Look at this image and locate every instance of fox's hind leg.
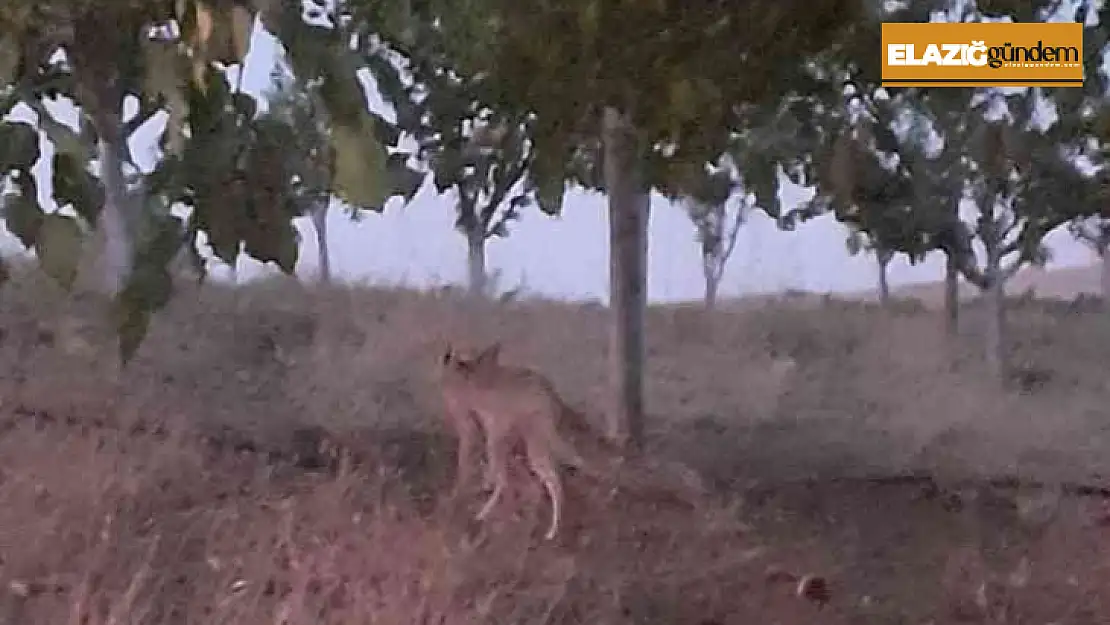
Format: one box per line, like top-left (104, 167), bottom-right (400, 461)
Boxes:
top-left (523, 437), bottom-right (565, 540)
top-left (475, 431), bottom-right (512, 522)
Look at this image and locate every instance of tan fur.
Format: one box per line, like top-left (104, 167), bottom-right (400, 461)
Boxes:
top-left (437, 341), bottom-right (612, 540)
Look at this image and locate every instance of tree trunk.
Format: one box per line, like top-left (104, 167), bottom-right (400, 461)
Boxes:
top-left (944, 253), bottom-right (960, 336)
top-left (70, 9), bottom-right (138, 300)
top-left (877, 256), bottom-right (891, 306)
top-left (983, 249), bottom-right (1006, 383)
top-left (703, 268), bottom-right (720, 310)
top-left (985, 275), bottom-right (1006, 382)
top-left (466, 227), bottom-right (487, 297)
top-left (311, 200), bottom-right (331, 284)
top-left (601, 106), bottom-right (649, 451)
top-left (93, 125), bottom-right (135, 297)
top-left (1100, 247), bottom-right (1110, 305)
top-left (979, 188), bottom-right (1007, 383)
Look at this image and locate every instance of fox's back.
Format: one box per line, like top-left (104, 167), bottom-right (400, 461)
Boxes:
top-left (438, 344), bottom-right (615, 456)
top-left (456, 365), bottom-right (564, 422)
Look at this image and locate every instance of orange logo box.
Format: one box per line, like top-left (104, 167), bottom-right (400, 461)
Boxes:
top-left (881, 22), bottom-right (1084, 87)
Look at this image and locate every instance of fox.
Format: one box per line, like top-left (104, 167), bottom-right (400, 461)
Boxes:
top-left (437, 341), bottom-right (622, 540)
top-left (436, 341), bottom-right (705, 541)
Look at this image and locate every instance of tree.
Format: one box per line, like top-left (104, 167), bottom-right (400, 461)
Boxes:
top-left (1069, 212), bottom-right (1110, 302)
top-left (364, 16), bottom-right (556, 297)
top-left (941, 0), bottom-right (1110, 365)
top-left (932, 89), bottom-right (1096, 380)
top-left (263, 64), bottom-right (335, 283)
top-left (793, 81), bottom-right (959, 321)
top-left (918, 1), bottom-right (1109, 362)
top-left (0, 0), bottom-right (417, 358)
top-left (845, 227), bottom-right (895, 305)
top-left (682, 168), bottom-right (746, 309)
top-left (1057, 2), bottom-right (1110, 304)
top-left (781, 34), bottom-right (975, 332)
top-left (263, 56), bottom-right (423, 284)
top-left (819, 114), bottom-right (916, 311)
top-left (402, 62), bottom-right (545, 296)
top-left (361, 0), bottom-right (873, 449)
top-left (817, 85), bottom-right (1097, 377)
top-left (844, 92), bottom-right (980, 327)
top-left (794, 0), bottom-right (1110, 339)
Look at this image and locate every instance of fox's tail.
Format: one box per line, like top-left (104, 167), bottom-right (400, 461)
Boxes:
top-left (552, 403), bottom-right (707, 506)
top-left (612, 454), bottom-right (708, 504)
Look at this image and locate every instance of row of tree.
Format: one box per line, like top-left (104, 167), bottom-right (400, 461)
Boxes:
top-left (0, 0), bottom-right (1107, 450)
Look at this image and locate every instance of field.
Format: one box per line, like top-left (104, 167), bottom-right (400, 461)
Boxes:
top-left (3, 264), bottom-right (1110, 624)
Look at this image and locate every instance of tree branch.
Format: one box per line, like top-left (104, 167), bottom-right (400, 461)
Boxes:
top-left (955, 254), bottom-right (988, 289)
top-left (481, 149), bottom-right (530, 238)
top-left (703, 254), bottom-right (721, 287)
top-left (1000, 237), bottom-right (1022, 258)
top-left (455, 186), bottom-right (479, 233)
top-left (1001, 257), bottom-right (1024, 283)
top-left (717, 195), bottom-right (747, 275)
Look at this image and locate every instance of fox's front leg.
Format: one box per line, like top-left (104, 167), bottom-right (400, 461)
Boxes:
top-left (445, 402), bottom-right (483, 497)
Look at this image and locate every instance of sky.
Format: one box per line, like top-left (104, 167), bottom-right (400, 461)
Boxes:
top-left (0, 9), bottom-right (1105, 304)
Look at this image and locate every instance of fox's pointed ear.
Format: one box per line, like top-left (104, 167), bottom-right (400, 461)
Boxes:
top-left (475, 342), bottom-right (501, 365)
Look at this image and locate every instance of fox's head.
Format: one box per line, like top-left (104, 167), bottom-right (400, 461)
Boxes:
top-left (441, 341), bottom-right (502, 376)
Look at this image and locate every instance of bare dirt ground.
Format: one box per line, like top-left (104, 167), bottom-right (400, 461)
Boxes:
top-left (2, 265), bottom-right (1110, 623)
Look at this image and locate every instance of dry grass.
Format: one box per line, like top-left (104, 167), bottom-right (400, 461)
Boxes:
top-left (844, 261), bottom-right (1106, 306)
top-left (3, 264), bottom-right (1110, 622)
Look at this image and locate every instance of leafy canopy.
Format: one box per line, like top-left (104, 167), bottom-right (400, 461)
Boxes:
top-left (362, 0), bottom-right (874, 214)
top-left (0, 0), bottom-right (421, 360)
top-left (778, 0), bottom-right (1110, 283)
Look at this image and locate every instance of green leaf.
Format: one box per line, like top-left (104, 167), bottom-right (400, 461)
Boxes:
top-left (0, 35), bottom-right (17, 86)
top-left (183, 215), bottom-right (209, 283)
top-left (39, 113), bottom-right (93, 162)
top-left (142, 39), bottom-right (190, 157)
top-left (829, 133), bottom-right (858, 207)
top-left (240, 185), bottom-right (299, 273)
top-left (114, 304), bottom-right (151, 365)
top-left (112, 212), bottom-right (186, 364)
top-left (136, 212), bottom-right (187, 277)
top-left (0, 90), bottom-right (19, 119)
top-left (185, 68), bottom-right (234, 138)
top-left (529, 149), bottom-right (565, 215)
top-left (845, 230), bottom-right (863, 256)
top-left (1, 180), bottom-right (44, 249)
top-left (330, 115), bottom-right (391, 210)
top-left (119, 265), bottom-right (174, 322)
top-left (386, 152), bottom-right (425, 204)
top-left (0, 122), bottom-right (40, 172)
top-left (34, 213), bottom-right (84, 289)
top-left (431, 150), bottom-right (463, 193)
top-left (194, 183), bottom-right (245, 266)
top-left (243, 219), bottom-right (299, 274)
top-left (744, 161), bottom-right (782, 219)
top-left (364, 52), bottom-right (420, 129)
top-left (667, 77), bottom-right (698, 126)
top-left (280, 21), bottom-right (393, 210)
top-left (52, 152), bottom-right (105, 225)
top-left (976, 0), bottom-right (1056, 20)
top-left (369, 111), bottom-right (402, 147)
top-left (534, 176), bottom-right (564, 215)
top-left (178, 0), bottom-right (257, 89)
